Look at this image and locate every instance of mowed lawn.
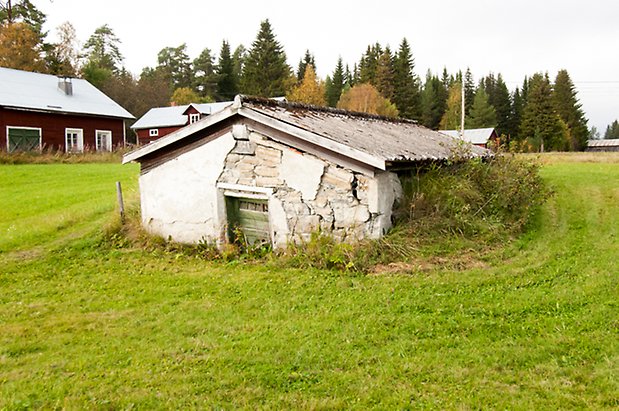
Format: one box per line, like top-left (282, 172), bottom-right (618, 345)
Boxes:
top-left (0, 156), bottom-right (618, 409)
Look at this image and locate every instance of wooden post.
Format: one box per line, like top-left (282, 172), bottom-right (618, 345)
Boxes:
top-left (116, 181), bottom-right (125, 223)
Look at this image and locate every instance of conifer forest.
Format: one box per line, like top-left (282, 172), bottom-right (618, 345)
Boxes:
top-left (0, 1), bottom-right (608, 151)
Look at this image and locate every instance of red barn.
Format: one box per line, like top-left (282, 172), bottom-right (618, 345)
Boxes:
top-left (0, 67), bottom-right (134, 153)
top-left (131, 102), bottom-right (233, 145)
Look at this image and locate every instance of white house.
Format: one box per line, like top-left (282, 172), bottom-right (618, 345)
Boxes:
top-left (123, 96), bottom-right (487, 248)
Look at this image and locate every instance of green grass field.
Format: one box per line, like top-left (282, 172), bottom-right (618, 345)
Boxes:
top-left (0, 156), bottom-right (618, 409)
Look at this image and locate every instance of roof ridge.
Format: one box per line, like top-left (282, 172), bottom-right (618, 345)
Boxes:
top-left (237, 95), bottom-right (418, 125)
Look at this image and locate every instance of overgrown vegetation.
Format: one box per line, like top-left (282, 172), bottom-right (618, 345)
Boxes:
top-left (100, 154), bottom-right (549, 273)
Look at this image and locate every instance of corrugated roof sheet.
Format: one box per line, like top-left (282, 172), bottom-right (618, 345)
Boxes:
top-left (587, 139), bottom-right (619, 147)
top-left (0, 67), bottom-right (134, 119)
top-left (124, 95), bottom-right (489, 167)
top-left (440, 128), bottom-right (496, 145)
top-left (245, 98), bottom-right (488, 162)
top-left (131, 101), bottom-right (234, 129)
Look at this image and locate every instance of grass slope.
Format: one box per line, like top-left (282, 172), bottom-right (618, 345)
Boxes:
top-left (0, 158), bottom-right (617, 409)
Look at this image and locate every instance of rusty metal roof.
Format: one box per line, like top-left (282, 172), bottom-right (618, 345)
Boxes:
top-left (123, 95), bottom-right (488, 169)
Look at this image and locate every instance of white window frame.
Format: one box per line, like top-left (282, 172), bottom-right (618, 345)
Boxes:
top-left (95, 129), bottom-right (113, 152)
top-left (189, 113), bottom-right (200, 124)
top-left (149, 129), bottom-right (159, 137)
top-left (6, 126), bottom-right (42, 152)
top-left (65, 128), bottom-right (84, 153)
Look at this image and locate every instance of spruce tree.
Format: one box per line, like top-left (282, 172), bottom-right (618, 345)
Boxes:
top-left (358, 43), bottom-right (382, 85)
top-left (553, 69), bottom-right (589, 150)
top-left (296, 50), bottom-right (315, 83)
top-left (464, 68), bottom-right (475, 115)
top-left (374, 47), bottom-right (395, 101)
top-left (520, 73), bottom-right (569, 151)
top-left (493, 74), bottom-right (512, 136)
top-left (420, 71), bottom-right (444, 130)
top-left (392, 38), bottom-right (421, 120)
top-left (466, 86), bottom-right (497, 128)
top-left (510, 87), bottom-right (524, 140)
top-left (604, 120), bottom-right (619, 139)
top-left (325, 57), bottom-right (345, 107)
top-left (216, 40), bottom-right (238, 101)
top-left (241, 20), bottom-right (291, 97)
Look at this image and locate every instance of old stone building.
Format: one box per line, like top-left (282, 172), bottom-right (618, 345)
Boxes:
top-left (123, 96), bottom-right (486, 248)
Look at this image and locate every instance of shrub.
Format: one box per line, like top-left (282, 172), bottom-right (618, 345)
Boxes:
top-left (397, 154), bottom-right (550, 238)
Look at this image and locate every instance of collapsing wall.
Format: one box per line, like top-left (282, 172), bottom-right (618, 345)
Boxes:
top-left (217, 125), bottom-right (402, 247)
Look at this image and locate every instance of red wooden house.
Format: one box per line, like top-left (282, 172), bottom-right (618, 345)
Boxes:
top-left (131, 102), bottom-right (232, 145)
top-left (0, 67), bottom-right (134, 153)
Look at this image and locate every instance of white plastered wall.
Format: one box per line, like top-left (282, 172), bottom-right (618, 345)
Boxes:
top-left (138, 132), bottom-right (235, 243)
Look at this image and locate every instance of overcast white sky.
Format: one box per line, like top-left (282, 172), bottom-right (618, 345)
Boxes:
top-left (36, 0), bottom-right (619, 133)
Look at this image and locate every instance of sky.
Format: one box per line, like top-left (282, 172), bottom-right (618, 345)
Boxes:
top-left (35, 0), bottom-right (619, 133)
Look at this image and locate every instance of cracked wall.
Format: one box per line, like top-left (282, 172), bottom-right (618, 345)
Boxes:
top-left (138, 124), bottom-right (403, 247)
top-left (218, 126), bottom-right (402, 247)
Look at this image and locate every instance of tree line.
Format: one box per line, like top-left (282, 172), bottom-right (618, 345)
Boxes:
top-left (0, 1), bottom-right (605, 150)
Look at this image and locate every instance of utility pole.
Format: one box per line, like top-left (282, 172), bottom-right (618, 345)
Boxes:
top-left (460, 80), bottom-right (465, 138)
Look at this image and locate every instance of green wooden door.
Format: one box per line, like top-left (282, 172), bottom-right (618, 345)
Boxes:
top-left (8, 128), bottom-right (41, 152)
top-left (226, 197), bottom-right (271, 245)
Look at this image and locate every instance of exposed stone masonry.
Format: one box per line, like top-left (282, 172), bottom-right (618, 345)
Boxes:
top-left (218, 129), bottom-right (400, 243)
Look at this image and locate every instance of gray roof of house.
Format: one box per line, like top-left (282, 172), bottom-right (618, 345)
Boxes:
top-left (124, 95), bottom-right (488, 169)
top-left (0, 67), bottom-right (134, 119)
top-left (587, 138), bottom-right (619, 147)
top-left (131, 101), bottom-right (234, 129)
top-left (440, 128), bottom-right (496, 145)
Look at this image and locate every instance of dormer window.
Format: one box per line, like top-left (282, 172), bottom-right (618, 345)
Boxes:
top-left (189, 113), bottom-right (200, 124)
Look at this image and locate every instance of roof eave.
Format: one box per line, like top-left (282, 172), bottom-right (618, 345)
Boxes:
top-left (122, 104), bottom-right (238, 164)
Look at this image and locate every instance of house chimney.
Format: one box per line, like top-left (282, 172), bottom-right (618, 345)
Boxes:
top-left (58, 77), bottom-right (73, 96)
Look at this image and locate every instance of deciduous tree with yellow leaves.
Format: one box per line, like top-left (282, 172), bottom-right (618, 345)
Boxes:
top-left (337, 83), bottom-right (398, 117)
top-left (286, 64), bottom-right (326, 106)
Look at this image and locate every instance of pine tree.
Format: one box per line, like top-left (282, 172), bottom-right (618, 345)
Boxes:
top-left (241, 19), bottom-right (291, 97)
top-left (439, 82), bottom-right (462, 130)
top-left (520, 73), bottom-right (569, 151)
top-left (325, 57), bottom-right (345, 107)
top-left (83, 24), bottom-right (123, 74)
top-left (193, 47), bottom-right (217, 100)
top-left (216, 40), bottom-right (238, 101)
top-left (392, 38), bottom-right (421, 120)
top-left (466, 86), bottom-right (497, 128)
top-left (374, 47), bottom-right (394, 100)
top-left (156, 43), bottom-right (192, 91)
top-left (296, 50), bottom-right (315, 83)
top-left (553, 69), bottom-right (589, 150)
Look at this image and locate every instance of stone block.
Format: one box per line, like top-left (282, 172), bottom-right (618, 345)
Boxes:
top-left (255, 176), bottom-right (282, 187)
top-left (255, 165), bottom-right (279, 177)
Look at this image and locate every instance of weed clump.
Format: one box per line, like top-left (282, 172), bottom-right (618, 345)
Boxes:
top-left (397, 154), bottom-right (550, 238)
